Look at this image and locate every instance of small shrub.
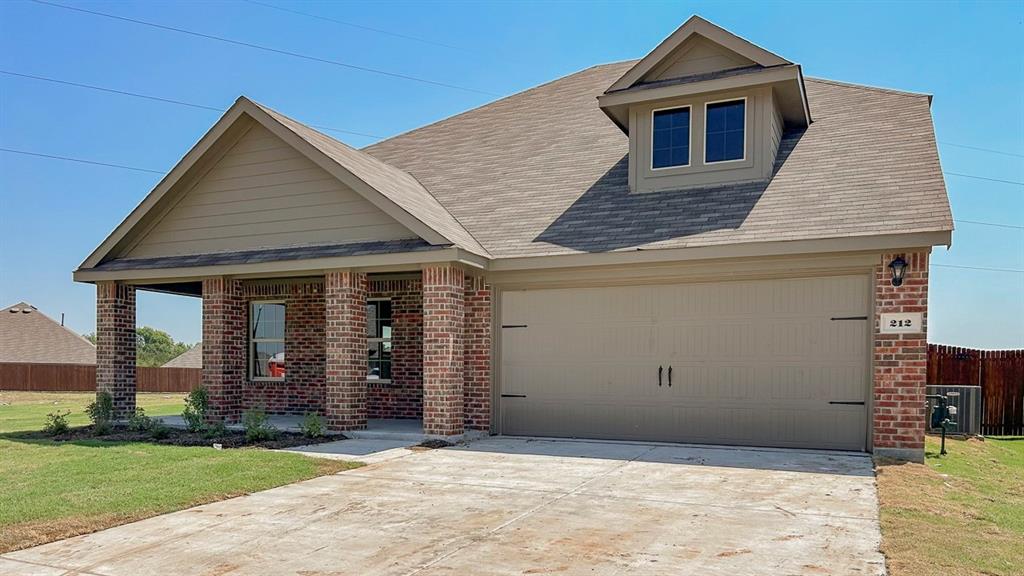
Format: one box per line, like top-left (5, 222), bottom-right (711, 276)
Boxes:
top-left (127, 407), bottom-right (154, 432)
top-left (85, 392), bottom-right (114, 426)
top-left (93, 419), bottom-right (113, 436)
top-left (149, 420), bottom-right (171, 440)
top-left (299, 412), bottom-right (326, 438)
top-left (182, 385), bottom-right (209, 432)
top-left (203, 421), bottom-right (228, 439)
top-left (43, 410), bottom-right (71, 435)
top-left (242, 407), bottom-right (279, 442)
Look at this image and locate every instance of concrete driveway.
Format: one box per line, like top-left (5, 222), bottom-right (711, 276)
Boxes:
top-left (1, 437), bottom-right (885, 576)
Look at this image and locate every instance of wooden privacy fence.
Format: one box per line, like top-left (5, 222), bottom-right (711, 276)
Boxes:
top-left (0, 363), bottom-right (200, 393)
top-left (928, 345), bottom-right (1024, 436)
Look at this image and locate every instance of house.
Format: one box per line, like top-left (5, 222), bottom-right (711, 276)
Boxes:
top-left (73, 16), bottom-right (952, 462)
top-left (162, 344), bottom-right (202, 369)
top-left (0, 302), bottom-right (96, 365)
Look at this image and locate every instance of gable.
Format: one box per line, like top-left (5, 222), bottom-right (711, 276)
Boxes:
top-left (642, 34), bottom-right (757, 82)
top-left (123, 124), bottom-right (418, 259)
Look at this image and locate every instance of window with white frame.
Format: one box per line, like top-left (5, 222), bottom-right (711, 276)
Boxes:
top-left (367, 299), bottom-right (392, 380)
top-left (250, 301), bottom-right (285, 380)
top-left (651, 106), bottom-right (691, 169)
top-left (704, 99), bottom-right (745, 163)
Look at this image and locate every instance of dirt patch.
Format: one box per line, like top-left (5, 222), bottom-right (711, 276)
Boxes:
top-left (414, 439), bottom-right (453, 450)
top-left (13, 425), bottom-right (346, 450)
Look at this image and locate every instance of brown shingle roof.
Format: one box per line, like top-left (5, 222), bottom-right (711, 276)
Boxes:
top-left (363, 62), bottom-right (952, 257)
top-left (163, 344), bottom-right (202, 368)
top-left (0, 302), bottom-right (96, 364)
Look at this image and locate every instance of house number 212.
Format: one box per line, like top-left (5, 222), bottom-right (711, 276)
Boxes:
top-left (880, 313), bottom-right (922, 334)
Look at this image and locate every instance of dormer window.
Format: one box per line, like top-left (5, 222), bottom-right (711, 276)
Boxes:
top-left (704, 98), bottom-right (746, 163)
top-left (651, 106), bottom-right (691, 169)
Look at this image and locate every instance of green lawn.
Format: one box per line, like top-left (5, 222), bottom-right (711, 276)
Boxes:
top-left (0, 391), bottom-right (359, 553)
top-left (876, 435), bottom-right (1024, 576)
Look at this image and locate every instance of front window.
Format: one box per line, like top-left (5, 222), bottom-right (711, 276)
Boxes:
top-left (651, 106), bottom-right (691, 169)
top-left (705, 99), bottom-right (745, 163)
top-left (250, 301), bottom-right (285, 380)
top-left (367, 299), bottom-right (392, 380)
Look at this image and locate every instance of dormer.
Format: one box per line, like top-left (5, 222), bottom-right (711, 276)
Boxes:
top-left (598, 16), bottom-right (811, 193)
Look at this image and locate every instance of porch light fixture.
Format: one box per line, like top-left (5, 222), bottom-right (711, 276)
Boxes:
top-left (888, 256), bottom-right (908, 287)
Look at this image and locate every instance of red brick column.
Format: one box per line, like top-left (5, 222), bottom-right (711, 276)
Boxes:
top-left (873, 251), bottom-right (929, 462)
top-left (423, 264), bottom-right (465, 436)
top-left (202, 277), bottom-right (245, 422)
top-left (325, 270), bottom-right (367, 431)
top-left (96, 282), bottom-right (136, 418)
top-left (464, 275), bottom-right (492, 431)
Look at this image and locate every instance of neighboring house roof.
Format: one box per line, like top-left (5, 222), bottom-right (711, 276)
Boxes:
top-left (0, 302), bottom-right (96, 364)
top-left (363, 62), bottom-right (953, 258)
top-left (162, 344), bottom-right (202, 368)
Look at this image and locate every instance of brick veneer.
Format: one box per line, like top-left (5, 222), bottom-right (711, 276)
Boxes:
top-left (241, 280), bottom-right (326, 415)
top-left (324, 271), bottom-right (368, 431)
top-left (464, 275), bottom-right (492, 431)
top-left (873, 251), bottom-right (929, 462)
top-left (202, 277), bottom-right (244, 422)
top-left (367, 278), bottom-right (423, 420)
top-left (96, 282), bottom-right (136, 418)
top-left (422, 264), bottom-right (465, 436)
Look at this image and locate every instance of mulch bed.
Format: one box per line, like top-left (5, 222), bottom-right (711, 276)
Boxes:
top-left (15, 425), bottom-right (346, 449)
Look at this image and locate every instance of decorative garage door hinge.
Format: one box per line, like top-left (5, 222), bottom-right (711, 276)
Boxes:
top-left (501, 324), bottom-right (528, 328)
top-left (500, 394), bottom-right (527, 398)
top-left (830, 316), bottom-right (868, 321)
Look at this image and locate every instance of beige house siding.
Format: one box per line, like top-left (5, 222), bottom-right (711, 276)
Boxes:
top-left (642, 34), bottom-right (757, 82)
top-left (125, 124), bottom-right (417, 259)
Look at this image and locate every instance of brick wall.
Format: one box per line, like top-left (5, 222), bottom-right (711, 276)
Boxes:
top-left (241, 280), bottom-right (326, 415)
top-left (202, 277), bottom-right (244, 422)
top-left (96, 282), bottom-right (136, 418)
top-left (367, 278), bottom-right (423, 419)
top-left (422, 264), bottom-right (465, 436)
top-left (464, 275), bottom-right (492, 431)
top-left (873, 251), bottom-right (929, 462)
top-left (325, 271), bottom-right (368, 430)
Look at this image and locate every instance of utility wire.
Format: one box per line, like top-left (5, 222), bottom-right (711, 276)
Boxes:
top-left (0, 70), bottom-right (384, 139)
top-left (955, 219), bottom-right (1024, 231)
top-left (944, 172), bottom-right (1024, 187)
top-left (939, 141), bottom-right (1024, 159)
top-left (241, 0), bottom-right (469, 53)
top-left (0, 148), bottom-right (163, 174)
top-left (28, 0), bottom-right (499, 97)
top-left (933, 263), bottom-right (1024, 274)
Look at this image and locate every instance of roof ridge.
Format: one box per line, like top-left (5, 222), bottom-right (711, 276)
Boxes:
top-left (363, 61), bottom-right (638, 152)
top-left (806, 76), bottom-right (931, 99)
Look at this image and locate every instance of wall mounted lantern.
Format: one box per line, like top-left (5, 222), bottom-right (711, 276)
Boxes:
top-left (888, 256), bottom-right (908, 287)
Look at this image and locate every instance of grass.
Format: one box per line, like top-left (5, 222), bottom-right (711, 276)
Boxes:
top-left (0, 391), bottom-right (360, 553)
top-left (876, 435), bottom-right (1024, 576)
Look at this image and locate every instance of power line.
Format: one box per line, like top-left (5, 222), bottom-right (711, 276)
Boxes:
top-left (29, 0), bottom-right (499, 97)
top-left (945, 172), bottom-right (1024, 187)
top-left (939, 141), bottom-right (1024, 159)
top-left (955, 219), bottom-right (1024, 231)
top-left (0, 148), bottom-right (163, 174)
top-left (0, 69), bottom-right (384, 139)
top-left (933, 263), bottom-right (1024, 274)
top-left (241, 0), bottom-right (469, 53)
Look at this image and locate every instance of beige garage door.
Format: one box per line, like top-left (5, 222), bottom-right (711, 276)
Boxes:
top-left (499, 275), bottom-right (870, 451)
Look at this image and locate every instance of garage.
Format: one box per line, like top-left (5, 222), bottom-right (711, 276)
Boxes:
top-left (499, 275), bottom-right (871, 451)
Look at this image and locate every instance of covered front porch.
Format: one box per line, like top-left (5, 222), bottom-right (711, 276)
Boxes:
top-left (92, 264), bottom-right (491, 438)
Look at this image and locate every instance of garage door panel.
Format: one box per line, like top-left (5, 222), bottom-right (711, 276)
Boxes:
top-left (500, 275), bottom-right (870, 451)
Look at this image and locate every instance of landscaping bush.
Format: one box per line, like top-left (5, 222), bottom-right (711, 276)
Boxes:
top-left (43, 410), bottom-right (70, 435)
top-left (300, 412), bottom-right (326, 438)
top-left (203, 421), bottom-right (228, 440)
top-left (127, 407), bottom-right (154, 432)
top-left (93, 419), bottom-right (113, 436)
top-left (182, 385), bottom-right (208, 432)
top-left (242, 407), bottom-right (279, 442)
top-left (149, 420), bottom-right (171, 440)
top-left (85, 392), bottom-right (114, 426)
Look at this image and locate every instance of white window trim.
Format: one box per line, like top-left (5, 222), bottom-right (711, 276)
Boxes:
top-left (650, 104), bottom-right (692, 171)
top-left (367, 297), bottom-right (392, 384)
top-left (703, 96), bottom-right (748, 165)
top-left (249, 300), bottom-right (285, 382)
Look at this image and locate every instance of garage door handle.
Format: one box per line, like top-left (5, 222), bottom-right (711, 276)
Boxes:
top-left (668, 366), bottom-right (672, 387)
top-left (658, 366), bottom-right (662, 387)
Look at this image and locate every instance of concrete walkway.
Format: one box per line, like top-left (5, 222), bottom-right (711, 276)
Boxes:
top-left (1, 437), bottom-right (885, 575)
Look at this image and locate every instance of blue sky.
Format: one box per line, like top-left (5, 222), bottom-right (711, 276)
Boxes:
top-left (1, 0), bottom-right (1022, 348)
